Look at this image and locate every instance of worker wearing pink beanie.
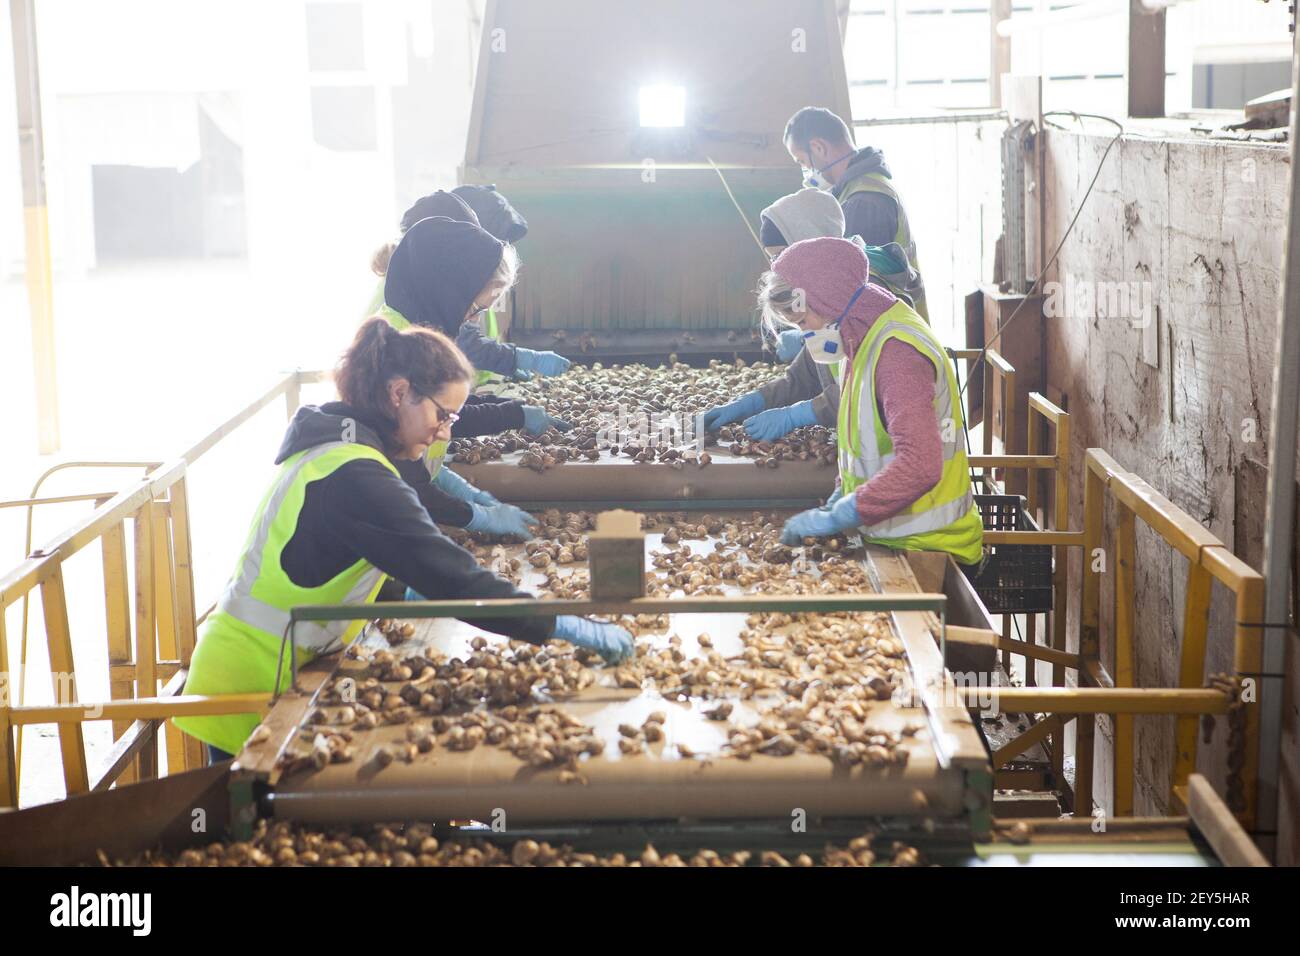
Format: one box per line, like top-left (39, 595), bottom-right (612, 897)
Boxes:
top-left (765, 237), bottom-right (984, 565)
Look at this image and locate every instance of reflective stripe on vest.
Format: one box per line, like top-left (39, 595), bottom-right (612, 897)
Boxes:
top-left (837, 302), bottom-right (980, 549)
top-left (216, 442), bottom-right (396, 655)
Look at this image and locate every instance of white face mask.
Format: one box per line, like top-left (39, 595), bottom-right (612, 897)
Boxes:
top-left (801, 168), bottom-right (833, 192)
top-left (801, 284), bottom-right (866, 363)
top-left (801, 149), bottom-right (854, 192)
top-left (802, 325), bottom-right (843, 363)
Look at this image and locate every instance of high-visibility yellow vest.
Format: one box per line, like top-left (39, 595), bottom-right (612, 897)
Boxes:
top-left (377, 305), bottom-right (449, 478)
top-left (173, 442), bottom-right (396, 754)
top-left (837, 301), bottom-right (983, 565)
top-left (474, 309), bottom-right (501, 386)
top-left (839, 172), bottom-right (928, 322)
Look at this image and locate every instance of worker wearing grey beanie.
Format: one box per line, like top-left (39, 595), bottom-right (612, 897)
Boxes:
top-left (703, 189), bottom-right (850, 443)
top-left (759, 188), bottom-right (846, 258)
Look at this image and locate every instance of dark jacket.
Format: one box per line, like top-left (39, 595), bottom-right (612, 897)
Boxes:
top-left (758, 347), bottom-right (839, 426)
top-left (275, 403), bottom-right (553, 644)
top-left (385, 217), bottom-right (503, 337)
top-left (833, 147), bottom-right (900, 249)
top-left (455, 393), bottom-right (525, 437)
top-left (457, 319), bottom-right (521, 377)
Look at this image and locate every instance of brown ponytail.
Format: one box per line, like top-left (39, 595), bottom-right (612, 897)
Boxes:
top-left (335, 318), bottom-right (475, 445)
top-left (370, 240), bottom-right (397, 277)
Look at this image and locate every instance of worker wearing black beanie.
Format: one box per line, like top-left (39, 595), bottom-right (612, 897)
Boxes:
top-left (451, 183), bottom-right (528, 243)
top-left (384, 216), bottom-right (505, 338)
top-left (400, 189), bottom-right (481, 234)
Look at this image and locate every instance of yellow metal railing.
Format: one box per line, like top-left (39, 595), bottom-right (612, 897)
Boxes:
top-left (2, 461), bottom-right (159, 786)
top-left (948, 347), bottom-right (1017, 480)
top-left (0, 369), bottom-right (325, 807)
top-left (962, 447), bottom-right (1262, 829)
top-left (1078, 448), bottom-right (1262, 828)
top-left (968, 390), bottom-right (1083, 799)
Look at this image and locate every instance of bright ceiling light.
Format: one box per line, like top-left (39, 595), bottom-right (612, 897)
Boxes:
top-left (639, 85), bottom-right (685, 128)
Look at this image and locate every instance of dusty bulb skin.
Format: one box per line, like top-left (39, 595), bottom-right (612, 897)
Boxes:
top-left (109, 820), bottom-right (928, 868)
top-left (447, 361), bottom-right (837, 471)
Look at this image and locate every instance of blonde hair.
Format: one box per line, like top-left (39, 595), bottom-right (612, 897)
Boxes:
top-left (491, 243), bottom-right (520, 291)
top-left (370, 240), bottom-right (397, 277)
top-left (756, 269), bottom-right (804, 341)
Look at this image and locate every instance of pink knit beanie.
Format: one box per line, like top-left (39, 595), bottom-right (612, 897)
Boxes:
top-left (772, 236), bottom-right (895, 325)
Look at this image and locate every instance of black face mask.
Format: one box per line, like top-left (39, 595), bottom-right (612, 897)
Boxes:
top-left (384, 217), bottom-right (504, 337)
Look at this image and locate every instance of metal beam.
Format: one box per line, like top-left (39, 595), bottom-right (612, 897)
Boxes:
top-left (962, 686), bottom-right (1230, 715)
top-left (294, 593), bottom-right (947, 624)
top-left (990, 0), bottom-right (1011, 108)
top-left (10, 0), bottom-right (59, 453)
top-left (1127, 0), bottom-right (1166, 118)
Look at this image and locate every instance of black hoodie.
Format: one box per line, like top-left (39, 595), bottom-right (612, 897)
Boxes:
top-left (274, 402), bottom-right (554, 645)
top-left (384, 217), bottom-right (503, 338)
top-left (832, 147), bottom-right (902, 251)
top-left (383, 214), bottom-right (530, 407)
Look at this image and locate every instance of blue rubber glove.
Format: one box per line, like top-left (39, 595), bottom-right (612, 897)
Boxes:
top-left (432, 466), bottom-right (498, 506)
top-left (515, 348), bottom-right (571, 377)
top-left (466, 502), bottom-right (539, 539)
top-left (514, 368), bottom-right (535, 382)
top-left (553, 615), bottom-right (634, 663)
top-left (702, 391), bottom-right (765, 432)
top-left (776, 328), bottom-right (805, 363)
top-left (780, 493), bottom-right (861, 546)
top-left (825, 485), bottom-right (843, 509)
top-left (522, 405), bottom-right (573, 436)
top-left (742, 399), bottom-right (818, 442)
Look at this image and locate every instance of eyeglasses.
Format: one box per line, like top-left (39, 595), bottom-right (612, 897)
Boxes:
top-left (422, 393), bottom-right (460, 426)
top-left (468, 293), bottom-right (502, 319)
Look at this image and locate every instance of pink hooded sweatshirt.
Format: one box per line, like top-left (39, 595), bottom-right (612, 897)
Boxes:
top-left (772, 237), bottom-right (943, 529)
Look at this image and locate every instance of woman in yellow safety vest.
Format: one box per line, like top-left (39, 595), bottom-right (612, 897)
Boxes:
top-left (174, 319), bottom-right (633, 763)
top-left (761, 237), bottom-right (983, 566)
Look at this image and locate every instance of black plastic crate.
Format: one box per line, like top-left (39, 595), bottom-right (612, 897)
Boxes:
top-left (969, 494), bottom-right (1054, 614)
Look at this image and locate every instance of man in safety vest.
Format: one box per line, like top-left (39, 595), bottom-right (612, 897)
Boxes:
top-left (782, 106), bottom-right (928, 322)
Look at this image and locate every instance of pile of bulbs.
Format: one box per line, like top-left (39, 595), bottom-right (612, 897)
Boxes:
top-left (446, 361), bottom-right (836, 471)
top-left (266, 511), bottom-right (912, 777)
top-left (110, 819), bottom-right (927, 868)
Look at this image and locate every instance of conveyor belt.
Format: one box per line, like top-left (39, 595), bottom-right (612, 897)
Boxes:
top-left (236, 516), bottom-right (991, 831)
top-left (456, 448), bottom-right (836, 504)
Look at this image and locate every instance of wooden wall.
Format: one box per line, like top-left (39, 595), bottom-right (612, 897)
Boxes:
top-left (1041, 127), bottom-right (1296, 863)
